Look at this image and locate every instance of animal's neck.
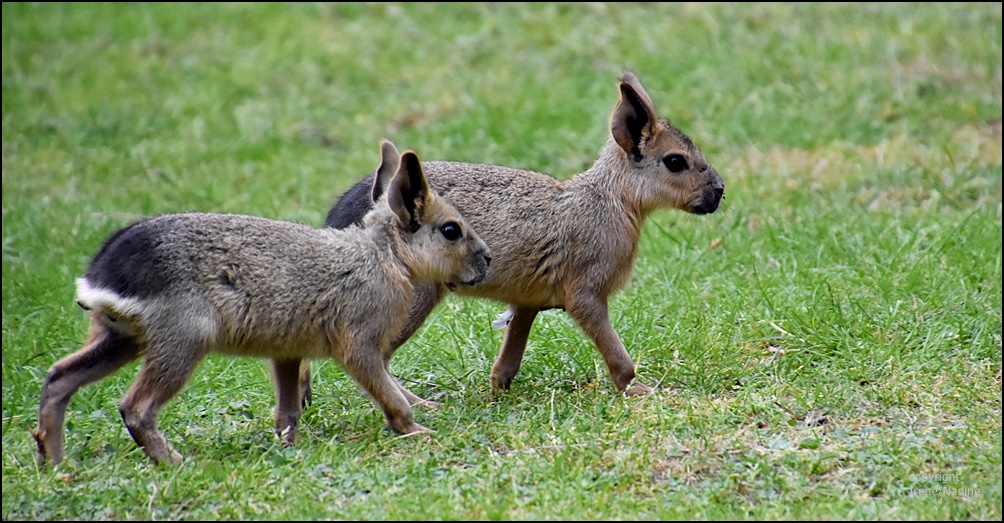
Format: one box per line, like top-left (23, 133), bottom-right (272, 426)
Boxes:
top-left (567, 139), bottom-right (651, 235)
top-left (361, 212), bottom-right (416, 283)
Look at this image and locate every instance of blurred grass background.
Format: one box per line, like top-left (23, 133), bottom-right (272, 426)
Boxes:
top-left (3, 3), bottom-right (1001, 520)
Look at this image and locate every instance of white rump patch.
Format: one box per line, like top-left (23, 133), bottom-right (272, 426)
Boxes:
top-left (75, 278), bottom-right (150, 319)
top-left (491, 307), bottom-right (515, 330)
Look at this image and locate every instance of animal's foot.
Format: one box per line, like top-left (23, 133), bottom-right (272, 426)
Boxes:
top-left (624, 380), bottom-right (655, 397)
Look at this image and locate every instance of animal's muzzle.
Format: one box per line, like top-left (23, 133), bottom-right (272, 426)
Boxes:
top-left (691, 170), bottom-right (724, 215)
top-left (462, 251), bottom-right (492, 286)
top-left (691, 184), bottom-right (724, 215)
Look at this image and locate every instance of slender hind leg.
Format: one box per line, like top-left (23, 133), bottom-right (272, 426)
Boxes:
top-left (271, 359), bottom-right (303, 445)
top-left (490, 306), bottom-right (540, 393)
top-left (267, 359), bottom-right (312, 410)
top-left (117, 342), bottom-right (205, 465)
top-left (294, 360), bottom-right (312, 408)
top-left (33, 323), bottom-right (142, 466)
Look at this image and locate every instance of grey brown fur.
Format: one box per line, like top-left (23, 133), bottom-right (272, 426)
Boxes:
top-left (324, 73), bottom-right (724, 397)
top-left (32, 142), bottom-right (491, 466)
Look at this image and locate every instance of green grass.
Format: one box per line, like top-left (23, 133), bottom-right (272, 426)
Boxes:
top-left (3, 2), bottom-right (1001, 520)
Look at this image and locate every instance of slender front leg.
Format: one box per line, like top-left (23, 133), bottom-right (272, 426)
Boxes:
top-left (387, 282), bottom-right (449, 407)
top-left (393, 377), bottom-right (442, 409)
top-left (272, 359), bottom-right (304, 445)
top-left (340, 341), bottom-right (431, 435)
top-left (380, 349), bottom-right (442, 409)
top-left (490, 305), bottom-right (539, 393)
top-left (565, 292), bottom-right (652, 396)
top-left (296, 283), bottom-right (448, 408)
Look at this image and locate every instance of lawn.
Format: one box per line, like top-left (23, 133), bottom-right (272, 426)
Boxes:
top-left (2, 3), bottom-right (1001, 520)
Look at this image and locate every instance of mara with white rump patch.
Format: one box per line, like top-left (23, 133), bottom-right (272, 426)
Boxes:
top-left (33, 142), bottom-right (491, 466)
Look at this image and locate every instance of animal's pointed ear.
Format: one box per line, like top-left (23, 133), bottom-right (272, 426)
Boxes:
top-left (371, 140), bottom-right (402, 203)
top-left (387, 150), bottom-right (430, 232)
top-left (610, 72), bottom-right (659, 162)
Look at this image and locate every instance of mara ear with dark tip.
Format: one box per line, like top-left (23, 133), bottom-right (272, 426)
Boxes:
top-left (371, 140), bottom-right (402, 203)
top-left (386, 150), bottom-right (430, 233)
top-left (610, 72), bottom-right (659, 162)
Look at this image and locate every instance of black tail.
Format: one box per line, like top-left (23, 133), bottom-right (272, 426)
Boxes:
top-left (324, 174), bottom-right (378, 229)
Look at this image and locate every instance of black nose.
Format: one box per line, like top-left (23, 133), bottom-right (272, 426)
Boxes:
top-left (714, 186), bottom-right (724, 200)
top-left (484, 253), bottom-right (492, 267)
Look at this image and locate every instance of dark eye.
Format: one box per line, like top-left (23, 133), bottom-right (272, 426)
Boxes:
top-left (663, 154), bottom-right (688, 173)
top-left (439, 222), bottom-right (462, 241)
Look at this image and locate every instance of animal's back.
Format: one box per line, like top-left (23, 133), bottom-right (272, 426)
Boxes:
top-left (84, 213), bottom-right (403, 357)
top-left (328, 161), bottom-right (569, 306)
top-left (426, 161), bottom-right (573, 305)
